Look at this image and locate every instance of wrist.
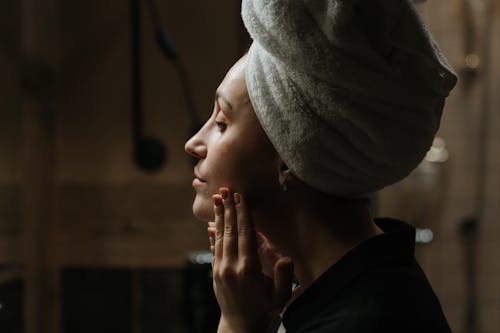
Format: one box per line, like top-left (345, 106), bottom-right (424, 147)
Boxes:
top-left (217, 315), bottom-right (274, 333)
top-left (218, 317), bottom-right (245, 333)
top-left (216, 317), bottom-right (233, 333)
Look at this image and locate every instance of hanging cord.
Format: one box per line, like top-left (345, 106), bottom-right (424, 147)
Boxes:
top-left (131, 0), bottom-right (142, 148)
top-left (146, 0), bottom-right (201, 131)
top-left (131, 0), bottom-right (166, 172)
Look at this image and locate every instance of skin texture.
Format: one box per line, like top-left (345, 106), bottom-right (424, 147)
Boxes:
top-left (185, 56), bottom-right (281, 225)
top-left (185, 55), bottom-right (384, 333)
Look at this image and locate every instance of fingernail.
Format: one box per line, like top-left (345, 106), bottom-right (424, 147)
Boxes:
top-left (220, 188), bottom-right (229, 200)
top-left (212, 195), bottom-right (223, 207)
top-left (233, 193), bottom-right (241, 204)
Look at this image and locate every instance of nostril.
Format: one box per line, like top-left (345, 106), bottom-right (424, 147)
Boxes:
top-left (185, 138), bottom-right (206, 160)
top-left (184, 136), bottom-right (198, 155)
top-left (196, 146), bottom-right (207, 159)
top-left (185, 145), bottom-right (206, 167)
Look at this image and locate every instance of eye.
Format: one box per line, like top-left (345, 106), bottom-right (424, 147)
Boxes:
top-left (215, 121), bottom-right (227, 132)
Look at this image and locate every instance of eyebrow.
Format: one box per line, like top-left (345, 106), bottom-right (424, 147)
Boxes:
top-left (215, 91), bottom-right (233, 111)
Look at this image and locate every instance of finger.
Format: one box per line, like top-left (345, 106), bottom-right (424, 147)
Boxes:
top-left (258, 237), bottom-right (284, 278)
top-left (273, 257), bottom-right (294, 308)
top-left (212, 194), bottom-right (224, 262)
top-left (220, 187), bottom-right (238, 261)
top-left (234, 193), bottom-right (258, 265)
top-left (208, 226), bottom-right (216, 255)
top-left (256, 231), bottom-right (266, 246)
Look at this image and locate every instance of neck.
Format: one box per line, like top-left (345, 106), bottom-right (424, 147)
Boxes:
top-left (263, 191), bottom-right (383, 290)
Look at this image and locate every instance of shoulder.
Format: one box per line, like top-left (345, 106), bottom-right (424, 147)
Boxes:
top-left (294, 262), bottom-right (451, 333)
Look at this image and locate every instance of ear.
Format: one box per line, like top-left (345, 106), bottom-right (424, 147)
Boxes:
top-left (277, 159), bottom-right (291, 186)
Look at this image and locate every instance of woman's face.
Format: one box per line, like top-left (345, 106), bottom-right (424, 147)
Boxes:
top-left (185, 56), bottom-right (280, 222)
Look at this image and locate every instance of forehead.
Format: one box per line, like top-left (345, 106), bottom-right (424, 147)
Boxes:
top-left (217, 57), bottom-right (250, 108)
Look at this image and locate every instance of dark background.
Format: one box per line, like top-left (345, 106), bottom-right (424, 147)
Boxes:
top-left (1, 0), bottom-right (500, 332)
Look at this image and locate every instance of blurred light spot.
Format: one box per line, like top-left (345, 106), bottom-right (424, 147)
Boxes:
top-left (416, 228), bottom-right (434, 244)
top-left (464, 54), bottom-right (480, 70)
top-left (188, 251), bottom-right (212, 264)
top-left (425, 137), bottom-right (449, 163)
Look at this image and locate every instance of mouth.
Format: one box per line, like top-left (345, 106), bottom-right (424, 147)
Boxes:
top-left (192, 169), bottom-right (207, 187)
top-left (192, 178), bottom-right (206, 187)
top-left (193, 168), bottom-right (207, 183)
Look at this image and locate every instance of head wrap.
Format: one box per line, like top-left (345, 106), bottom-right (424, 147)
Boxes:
top-left (242, 0), bottom-right (457, 197)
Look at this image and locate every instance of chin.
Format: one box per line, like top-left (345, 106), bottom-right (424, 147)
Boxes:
top-left (192, 195), bottom-right (214, 222)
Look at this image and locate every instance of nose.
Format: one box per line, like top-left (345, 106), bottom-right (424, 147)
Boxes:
top-left (185, 128), bottom-right (207, 159)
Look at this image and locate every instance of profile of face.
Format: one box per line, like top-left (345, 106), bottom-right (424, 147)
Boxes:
top-left (185, 55), bottom-right (281, 222)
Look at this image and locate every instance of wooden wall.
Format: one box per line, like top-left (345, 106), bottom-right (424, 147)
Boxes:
top-left (0, 0), bottom-right (22, 286)
top-left (379, 1), bottom-right (500, 333)
top-left (1, 0), bottom-right (244, 332)
top-left (0, 1), bottom-right (499, 333)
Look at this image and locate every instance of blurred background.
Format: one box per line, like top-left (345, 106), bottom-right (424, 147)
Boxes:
top-left (0, 0), bottom-right (499, 332)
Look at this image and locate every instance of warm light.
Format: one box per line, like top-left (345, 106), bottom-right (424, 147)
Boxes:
top-left (464, 54), bottom-right (481, 70)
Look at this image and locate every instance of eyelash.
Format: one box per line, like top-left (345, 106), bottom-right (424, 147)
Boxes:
top-left (215, 121), bottom-right (227, 132)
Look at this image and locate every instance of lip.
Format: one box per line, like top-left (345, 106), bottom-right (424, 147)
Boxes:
top-left (193, 168), bottom-right (206, 182)
top-left (192, 178), bottom-right (206, 187)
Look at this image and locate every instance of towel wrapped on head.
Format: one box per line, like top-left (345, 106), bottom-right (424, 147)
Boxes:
top-left (242, 0), bottom-right (457, 197)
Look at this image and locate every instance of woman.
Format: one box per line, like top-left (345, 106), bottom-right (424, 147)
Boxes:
top-left (185, 0), bottom-right (456, 332)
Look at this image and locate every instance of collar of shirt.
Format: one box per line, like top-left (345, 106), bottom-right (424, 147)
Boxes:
top-left (282, 218), bottom-right (416, 331)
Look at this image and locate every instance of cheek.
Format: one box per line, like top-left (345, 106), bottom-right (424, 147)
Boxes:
top-left (233, 156), bottom-right (280, 208)
top-left (197, 125), bottom-right (279, 206)
top-left (205, 140), bottom-right (246, 188)
top-left (216, 148), bottom-right (269, 191)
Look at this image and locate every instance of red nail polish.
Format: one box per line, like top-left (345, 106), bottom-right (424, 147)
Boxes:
top-left (213, 196), bottom-right (223, 207)
top-left (220, 188), bottom-right (229, 200)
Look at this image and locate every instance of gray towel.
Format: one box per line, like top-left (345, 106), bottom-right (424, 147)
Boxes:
top-left (242, 0), bottom-right (457, 197)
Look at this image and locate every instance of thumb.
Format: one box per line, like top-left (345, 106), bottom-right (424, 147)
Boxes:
top-left (273, 257), bottom-right (294, 308)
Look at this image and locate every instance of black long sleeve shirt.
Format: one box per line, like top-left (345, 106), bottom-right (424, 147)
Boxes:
top-left (280, 218), bottom-right (452, 333)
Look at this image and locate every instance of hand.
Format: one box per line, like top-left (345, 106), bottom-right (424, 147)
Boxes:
top-left (207, 187), bottom-right (294, 333)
